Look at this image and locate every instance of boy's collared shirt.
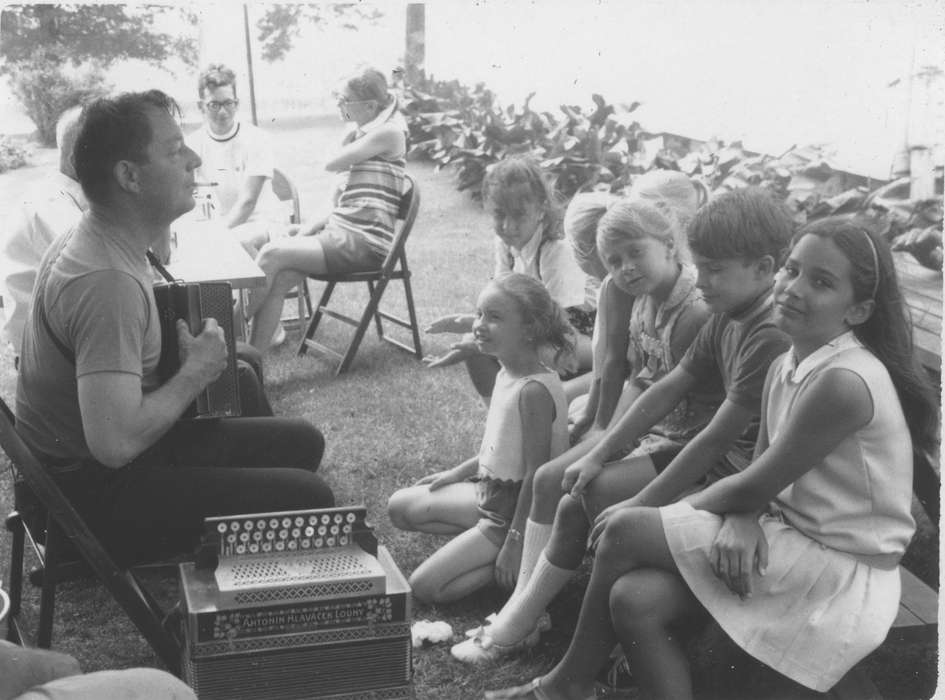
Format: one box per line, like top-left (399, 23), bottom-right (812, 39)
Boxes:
top-left (679, 286), bottom-right (791, 476)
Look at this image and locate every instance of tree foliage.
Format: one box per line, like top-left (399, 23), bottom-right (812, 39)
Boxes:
top-left (0, 4), bottom-right (198, 71)
top-left (255, 3), bottom-right (383, 62)
top-left (0, 4), bottom-right (198, 145)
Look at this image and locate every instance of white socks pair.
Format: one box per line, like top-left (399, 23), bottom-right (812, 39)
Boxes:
top-left (491, 520), bottom-right (575, 645)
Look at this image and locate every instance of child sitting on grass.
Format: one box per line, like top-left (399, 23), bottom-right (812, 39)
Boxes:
top-left (387, 273), bottom-right (573, 603)
top-left (425, 156), bottom-right (593, 402)
top-left (452, 187), bottom-right (794, 663)
top-left (487, 216), bottom-right (938, 700)
top-left (452, 192), bottom-right (718, 663)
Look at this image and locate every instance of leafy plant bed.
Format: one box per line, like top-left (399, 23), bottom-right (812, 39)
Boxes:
top-left (401, 75), bottom-right (944, 271)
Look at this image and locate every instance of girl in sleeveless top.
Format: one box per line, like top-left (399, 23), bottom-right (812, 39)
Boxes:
top-left (387, 273), bottom-right (574, 604)
top-left (486, 217), bottom-right (938, 700)
top-left (247, 67), bottom-right (407, 350)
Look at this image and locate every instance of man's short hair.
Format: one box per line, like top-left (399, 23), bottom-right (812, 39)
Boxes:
top-left (55, 105), bottom-right (84, 177)
top-left (72, 90), bottom-right (180, 206)
top-left (687, 187), bottom-right (795, 263)
top-left (198, 63), bottom-right (237, 99)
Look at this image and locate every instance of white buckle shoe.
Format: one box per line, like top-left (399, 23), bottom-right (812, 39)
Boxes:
top-left (450, 622), bottom-right (542, 664)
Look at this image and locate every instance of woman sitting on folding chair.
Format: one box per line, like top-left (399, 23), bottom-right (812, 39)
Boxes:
top-left (248, 67), bottom-right (408, 351)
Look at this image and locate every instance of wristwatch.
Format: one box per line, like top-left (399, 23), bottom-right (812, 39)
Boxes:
top-left (506, 528), bottom-right (523, 543)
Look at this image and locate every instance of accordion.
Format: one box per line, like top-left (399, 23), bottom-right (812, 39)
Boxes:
top-left (153, 280), bottom-right (241, 419)
top-left (180, 506), bottom-right (413, 700)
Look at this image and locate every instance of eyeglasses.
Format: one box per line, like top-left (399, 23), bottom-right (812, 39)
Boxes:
top-left (336, 97), bottom-right (374, 108)
top-left (204, 99), bottom-right (239, 112)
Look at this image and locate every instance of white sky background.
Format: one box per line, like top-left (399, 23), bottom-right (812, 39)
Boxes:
top-left (424, 0), bottom-right (944, 179)
top-left (2, 0), bottom-right (942, 180)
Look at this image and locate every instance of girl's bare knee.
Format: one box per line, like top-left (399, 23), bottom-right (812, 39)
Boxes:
top-left (596, 509), bottom-right (644, 560)
top-left (408, 570), bottom-right (441, 604)
top-left (532, 461), bottom-right (566, 511)
top-left (555, 492), bottom-right (590, 532)
top-left (387, 489), bottom-right (414, 530)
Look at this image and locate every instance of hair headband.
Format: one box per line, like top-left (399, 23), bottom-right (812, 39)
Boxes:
top-left (861, 228), bottom-right (880, 299)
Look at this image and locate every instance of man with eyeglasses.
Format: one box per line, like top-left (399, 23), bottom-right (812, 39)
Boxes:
top-left (189, 64), bottom-right (281, 256)
top-left (189, 63), bottom-right (287, 344)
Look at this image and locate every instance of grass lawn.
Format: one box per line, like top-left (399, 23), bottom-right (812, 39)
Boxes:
top-left (0, 115), bottom-right (937, 699)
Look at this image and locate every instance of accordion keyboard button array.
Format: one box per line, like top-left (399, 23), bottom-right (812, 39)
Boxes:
top-left (216, 512), bottom-right (359, 557)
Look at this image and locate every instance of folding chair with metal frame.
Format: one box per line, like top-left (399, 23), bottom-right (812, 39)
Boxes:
top-left (1, 397), bottom-right (182, 674)
top-left (271, 167), bottom-right (313, 331)
top-left (297, 172), bottom-right (423, 374)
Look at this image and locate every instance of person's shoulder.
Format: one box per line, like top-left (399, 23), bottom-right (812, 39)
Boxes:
top-left (241, 121), bottom-right (270, 138)
top-left (517, 374), bottom-right (557, 408)
top-left (738, 320), bottom-right (790, 356)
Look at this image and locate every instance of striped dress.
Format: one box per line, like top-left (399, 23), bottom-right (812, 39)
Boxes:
top-left (324, 103), bottom-right (408, 260)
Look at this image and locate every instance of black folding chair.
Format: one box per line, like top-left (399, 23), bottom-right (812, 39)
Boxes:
top-left (297, 173), bottom-right (423, 374)
top-left (1, 397), bottom-right (182, 673)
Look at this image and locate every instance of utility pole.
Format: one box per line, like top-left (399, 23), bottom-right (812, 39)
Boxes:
top-left (405, 3), bottom-right (425, 86)
top-left (243, 4), bottom-right (258, 126)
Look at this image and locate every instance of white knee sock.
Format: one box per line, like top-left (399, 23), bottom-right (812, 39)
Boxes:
top-left (489, 552), bottom-right (574, 645)
top-left (511, 519), bottom-right (553, 600)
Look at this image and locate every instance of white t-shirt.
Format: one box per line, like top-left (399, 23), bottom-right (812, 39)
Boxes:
top-left (188, 121), bottom-right (280, 222)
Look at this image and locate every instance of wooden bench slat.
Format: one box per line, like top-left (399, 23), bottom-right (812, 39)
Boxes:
top-left (885, 567), bottom-right (938, 645)
top-left (897, 568), bottom-right (939, 625)
top-left (893, 252), bottom-right (942, 373)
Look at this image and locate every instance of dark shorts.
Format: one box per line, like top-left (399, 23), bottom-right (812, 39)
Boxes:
top-left (474, 476), bottom-right (523, 547)
top-left (650, 446), bottom-right (683, 474)
top-left (319, 227), bottom-right (387, 273)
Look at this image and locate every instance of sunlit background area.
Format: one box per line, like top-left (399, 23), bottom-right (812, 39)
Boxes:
top-left (1, 0), bottom-right (942, 180)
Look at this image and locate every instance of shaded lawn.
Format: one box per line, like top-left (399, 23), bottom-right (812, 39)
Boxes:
top-left (0, 115), bottom-right (937, 699)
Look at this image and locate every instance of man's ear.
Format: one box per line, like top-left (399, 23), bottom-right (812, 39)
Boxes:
top-left (114, 160), bottom-right (140, 194)
top-left (845, 299), bottom-right (875, 327)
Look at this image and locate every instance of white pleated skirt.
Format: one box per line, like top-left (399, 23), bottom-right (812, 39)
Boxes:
top-left (660, 501), bottom-right (901, 692)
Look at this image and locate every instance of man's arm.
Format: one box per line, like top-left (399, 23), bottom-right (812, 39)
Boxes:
top-left (224, 174), bottom-right (267, 229)
top-left (78, 319), bottom-right (226, 468)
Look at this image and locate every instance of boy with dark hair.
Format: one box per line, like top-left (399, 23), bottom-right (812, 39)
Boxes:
top-left (453, 186), bottom-right (795, 665)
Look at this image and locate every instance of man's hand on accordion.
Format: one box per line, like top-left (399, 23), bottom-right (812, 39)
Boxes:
top-left (176, 318), bottom-right (228, 386)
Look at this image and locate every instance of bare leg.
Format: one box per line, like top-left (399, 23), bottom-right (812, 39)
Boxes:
top-left (387, 482), bottom-right (479, 535)
top-left (610, 567), bottom-right (703, 700)
top-left (488, 507), bottom-right (681, 700)
top-left (409, 526), bottom-right (501, 603)
top-left (249, 238), bottom-right (327, 350)
top-left (545, 453), bottom-right (658, 567)
top-left (249, 269), bottom-right (301, 350)
top-left (485, 455), bottom-right (658, 646)
top-left (528, 441), bottom-right (600, 524)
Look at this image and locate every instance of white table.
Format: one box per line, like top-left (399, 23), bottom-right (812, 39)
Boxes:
top-left (165, 217), bottom-right (266, 339)
top-left (166, 217), bottom-right (266, 290)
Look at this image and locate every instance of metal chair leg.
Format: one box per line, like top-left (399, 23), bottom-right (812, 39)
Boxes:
top-left (5, 512), bottom-right (25, 644)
